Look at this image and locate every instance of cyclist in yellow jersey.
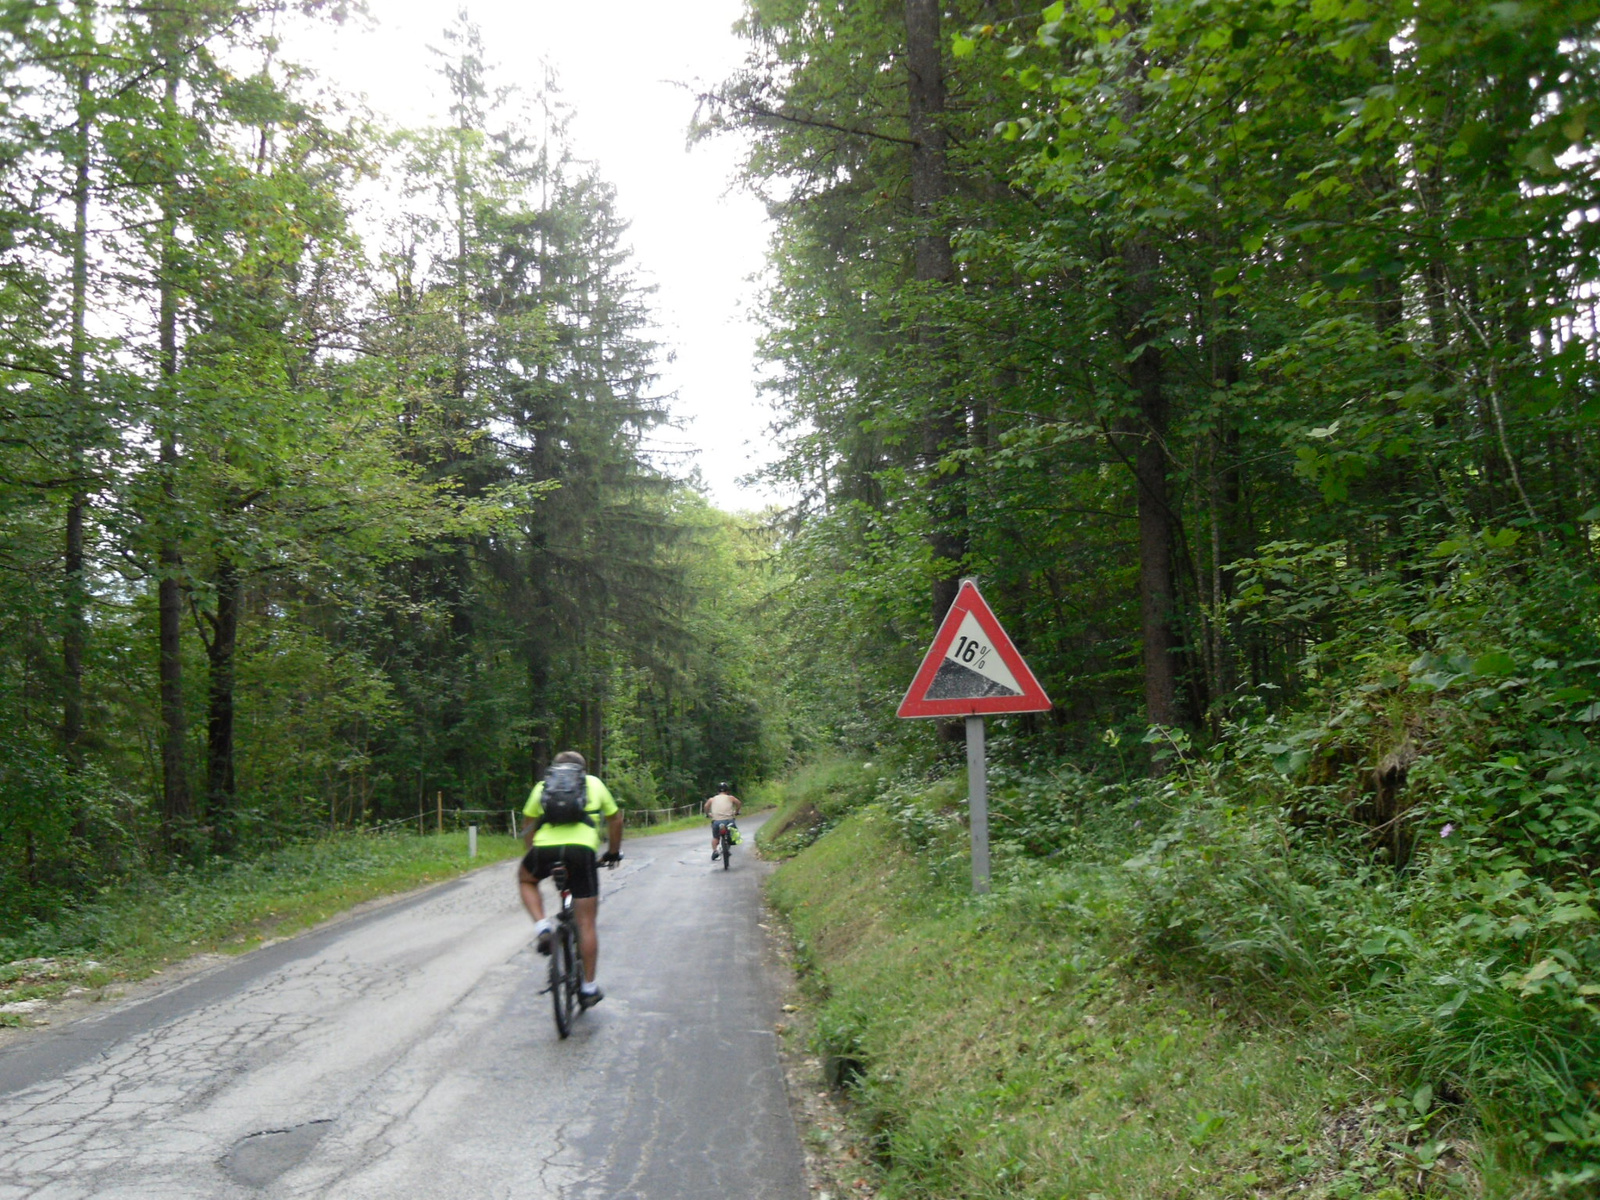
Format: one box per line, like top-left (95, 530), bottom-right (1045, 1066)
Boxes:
top-left (517, 750), bottom-right (623, 1007)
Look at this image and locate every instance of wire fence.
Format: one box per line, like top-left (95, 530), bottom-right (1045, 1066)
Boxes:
top-left (461, 809), bottom-right (520, 832)
top-left (366, 815), bottom-right (421, 835)
top-left (356, 802), bottom-right (704, 836)
top-left (357, 809), bottom-right (523, 836)
top-left (622, 801), bottom-right (703, 828)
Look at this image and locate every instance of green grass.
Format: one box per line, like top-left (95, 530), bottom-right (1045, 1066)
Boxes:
top-left (755, 754), bottom-right (899, 857)
top-left (0, 831), bottom-right (524, 1011)
top-left (770, 807), bottom-right (1511, 1200)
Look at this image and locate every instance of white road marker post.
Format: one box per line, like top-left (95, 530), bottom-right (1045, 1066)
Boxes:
top-left (966, 715), bottom-right (990, 894)
top-left (468, 825), bottom-right (477, 859)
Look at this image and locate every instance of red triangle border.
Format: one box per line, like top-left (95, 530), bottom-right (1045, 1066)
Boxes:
top-left (897, 580), bottom-right (1052, 718)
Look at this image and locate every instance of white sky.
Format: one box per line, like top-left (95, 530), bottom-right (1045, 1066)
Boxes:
top-left (291, 0), bottom-right (780, 511)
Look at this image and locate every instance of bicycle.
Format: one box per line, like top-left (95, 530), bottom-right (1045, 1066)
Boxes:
top-left (543, 860), bottom-right (584, 1038)
top-left (712, 819), bottom-right (738, 870)
top-left (541, 851), bottom-right (622, 1038)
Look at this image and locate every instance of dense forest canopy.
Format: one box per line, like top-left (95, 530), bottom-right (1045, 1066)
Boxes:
top-left (700, 0), bottom-right (1600, 750)
top-left (0, 1), bottom-right (801, 910)
top-left (699, 0), bottom-right (1600, 1186)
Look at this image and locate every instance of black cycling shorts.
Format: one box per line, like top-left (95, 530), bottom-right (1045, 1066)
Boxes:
top-left (521, 844), bottom-right (600, 899)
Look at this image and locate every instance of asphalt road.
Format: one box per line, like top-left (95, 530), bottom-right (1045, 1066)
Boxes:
top-left (0, 816), bottom-right (806, 1200)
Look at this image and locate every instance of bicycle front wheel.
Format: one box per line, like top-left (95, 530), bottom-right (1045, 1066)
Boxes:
top-left (551, 924), bottom-right (579, 1038)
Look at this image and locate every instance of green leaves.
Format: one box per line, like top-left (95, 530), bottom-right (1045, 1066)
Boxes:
top-left (1471, 650), bottom-right (1517, 678)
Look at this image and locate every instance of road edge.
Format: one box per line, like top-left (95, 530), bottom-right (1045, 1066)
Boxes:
top-left (0, 855), bottom-right (519, 1056)
top-left (757, 881), bottom-right (883, 1200)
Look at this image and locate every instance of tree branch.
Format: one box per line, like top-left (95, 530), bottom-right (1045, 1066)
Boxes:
top-left (697, 93), bottom-right (919, 148)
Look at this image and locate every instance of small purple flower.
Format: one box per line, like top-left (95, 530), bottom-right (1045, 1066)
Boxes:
top-left (1441, 823), bottom-right (1454, 839)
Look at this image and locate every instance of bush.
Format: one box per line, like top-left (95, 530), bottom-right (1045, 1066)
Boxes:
top-left (0, 737), bottom-right (141, 929)
top-left (1113, 540), bottom-right (1600, 1190)
top-left (758, 753), bottom-right (908, 855)
top-left (769, 534), bottom-right (1600, 1190)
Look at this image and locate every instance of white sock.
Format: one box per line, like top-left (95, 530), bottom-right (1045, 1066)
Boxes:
top-left (580, 981), bottom-right (598, 995)
top-left (535, 918), bottom-right (554, 935)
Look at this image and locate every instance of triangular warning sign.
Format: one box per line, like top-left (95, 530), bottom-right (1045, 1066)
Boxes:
top-left (897, 580), bottom-right (1052, 718)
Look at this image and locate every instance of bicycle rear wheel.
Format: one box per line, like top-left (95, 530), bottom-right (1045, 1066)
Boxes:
top-left (722, 835), bottom-right (731, 869)
top-left (551, 923), bottom-right (579, 1038)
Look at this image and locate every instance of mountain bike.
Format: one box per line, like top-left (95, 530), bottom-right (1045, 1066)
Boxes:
top-left (541, 852), bottom-right (622, 1037)
top-left (543, 860), bottom-right (584, 1037)
top-left (712, 819), bottom-right (738, 870)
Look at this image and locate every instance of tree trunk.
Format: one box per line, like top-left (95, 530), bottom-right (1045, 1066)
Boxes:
top-left (1110, 19), bottom-right (1179, 737)
top-left (1126, 316), bottom-right (1178, 731)
top-left (906, 0), bottom-right (951, 293)
top-left (905, 0), bottom-right (967, 632)
top-left (157, 62), bottom-right (190, 845)
top-left (62, 51), bottom-right (92, 766)
top-left (206, 556), bottom-right (239, 851)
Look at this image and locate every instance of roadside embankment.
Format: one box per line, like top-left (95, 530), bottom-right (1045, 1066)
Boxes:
top-left (759, 755), bottom-right (1574, 1199)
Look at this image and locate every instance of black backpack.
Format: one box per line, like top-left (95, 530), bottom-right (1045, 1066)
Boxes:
top-left (538, 763), bottom-right (594, 827)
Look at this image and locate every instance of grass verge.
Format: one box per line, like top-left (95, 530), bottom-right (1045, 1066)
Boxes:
top-left (2, 807), bottom-right (770, 1023)
top-left (625, 799), bottom-right (772, 840)
top-left (0, 831), bottom-right (523, 1021)
top-left (754, 755), bottom-right (896, 858)
top-left (770, 807), bottom-right (1514, 1200)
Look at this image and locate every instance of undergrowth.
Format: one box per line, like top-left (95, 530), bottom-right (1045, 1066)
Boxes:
top-left (770, 739), bottom-right (1594, 1196)
top-left (754, 754), bottom-right (915, 857)
top-left (766, 539), bottom-right (1600, 1197)
top-left (772, 809), bottom-right (1496, 1199)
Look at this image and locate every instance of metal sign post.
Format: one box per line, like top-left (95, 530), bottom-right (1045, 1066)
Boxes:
top-left (966, 715), bottom-right (989, 893)
top-left (896, 579), bottom-right (1050, 895)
